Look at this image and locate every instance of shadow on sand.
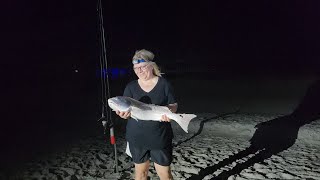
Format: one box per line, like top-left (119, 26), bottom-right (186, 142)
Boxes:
top-left (187, 78), bottom-right (320, 180)
top-left (173, 109), bottom-right (240, 147)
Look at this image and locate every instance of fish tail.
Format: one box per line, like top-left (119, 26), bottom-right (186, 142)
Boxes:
top-left (170, 114), bottom-right (197, 133)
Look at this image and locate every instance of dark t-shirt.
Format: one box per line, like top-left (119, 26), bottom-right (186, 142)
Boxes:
top-left (123, 77), bottom-right (176, 149)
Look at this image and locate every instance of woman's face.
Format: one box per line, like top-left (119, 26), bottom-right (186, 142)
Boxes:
top-left (133, 62), bottom-right (153, 80)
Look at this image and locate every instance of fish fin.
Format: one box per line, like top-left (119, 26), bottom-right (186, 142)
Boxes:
top-left (131, 114), bottom-right (139, 121)
top-left (152, 105), bottom-right (171, 112)
top-left (169, 114), bottom-right (197, 133)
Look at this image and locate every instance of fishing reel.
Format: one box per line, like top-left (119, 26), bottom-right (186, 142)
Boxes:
top-left (98, 115), bottom-right (114, 135)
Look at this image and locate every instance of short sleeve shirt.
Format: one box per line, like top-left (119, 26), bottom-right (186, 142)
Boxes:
top-left (123, 77), bottom-right (176, 149)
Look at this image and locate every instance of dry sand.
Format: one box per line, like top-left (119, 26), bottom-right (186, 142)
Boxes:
top-left (11, 113), bottom-right (320, 180)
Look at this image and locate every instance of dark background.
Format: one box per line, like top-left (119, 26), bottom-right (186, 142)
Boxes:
top-left (2, 0), bottom-right (320, 172)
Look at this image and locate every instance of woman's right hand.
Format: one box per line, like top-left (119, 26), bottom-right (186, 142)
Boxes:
top-left (116, 110), bottom-right (131, 119)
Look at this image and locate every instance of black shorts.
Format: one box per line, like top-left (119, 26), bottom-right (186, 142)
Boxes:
top-left (129, 143), bottom-right (173, 166)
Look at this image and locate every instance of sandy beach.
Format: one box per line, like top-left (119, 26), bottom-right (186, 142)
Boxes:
top-left (8, 112), bottom-right (319, 180)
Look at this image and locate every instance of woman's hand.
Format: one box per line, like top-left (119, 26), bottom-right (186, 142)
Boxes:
top-left (116, 110), bottom-right (131, 119)
top-left (160, 103), bottom-right (178, 122)
top-left (161, 114), bottom-right (171, 122)
top-left (167, 103), bottom-right (178, 113)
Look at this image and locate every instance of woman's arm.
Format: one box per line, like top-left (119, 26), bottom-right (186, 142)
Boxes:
top-left (161, 103), bottom-right (178, 122)
top-left (167, 103), bottom-right (178, 113)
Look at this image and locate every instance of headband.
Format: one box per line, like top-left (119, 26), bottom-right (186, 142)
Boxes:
top-left (132, 59), bottom-right (147, 64)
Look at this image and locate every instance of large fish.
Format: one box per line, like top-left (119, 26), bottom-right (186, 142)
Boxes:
top-left (107, 96), bottom-right (197, 133)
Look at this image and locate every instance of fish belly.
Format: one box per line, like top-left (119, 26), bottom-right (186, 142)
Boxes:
top-left (131, 105), bottom-right (171, 121)
top-left (131, 109), bottom-right (162, 121)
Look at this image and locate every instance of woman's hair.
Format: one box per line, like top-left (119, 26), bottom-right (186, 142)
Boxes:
top-left (132, 49), bottom-right (162, 77)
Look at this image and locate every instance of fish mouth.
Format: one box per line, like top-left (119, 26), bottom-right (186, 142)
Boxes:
top-left (107, 99), bottom-right (113, 106)
top-left (107, 99), bottom-right (118, 111)
top-left (107, 97), bottom-right (131, 112)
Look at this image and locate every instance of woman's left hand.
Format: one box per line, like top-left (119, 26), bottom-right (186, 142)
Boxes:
top-left (161, 115), bottom-right (171, 122)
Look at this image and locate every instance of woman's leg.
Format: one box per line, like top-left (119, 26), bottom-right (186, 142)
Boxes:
top-left (134, 160), bottom-right (150, 180)
top-left (154, 163), bottom-right (173, 180)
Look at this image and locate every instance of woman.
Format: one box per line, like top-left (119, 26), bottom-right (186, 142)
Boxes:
top-left (116, 49), bottom-right (177, 180)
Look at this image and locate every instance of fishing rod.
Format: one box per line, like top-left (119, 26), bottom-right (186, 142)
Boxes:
top-left (96, 0), bottom-right (119, 173)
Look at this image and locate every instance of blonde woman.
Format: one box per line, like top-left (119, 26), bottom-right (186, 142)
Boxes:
top-left (116, 49), bottom-right (177, 180)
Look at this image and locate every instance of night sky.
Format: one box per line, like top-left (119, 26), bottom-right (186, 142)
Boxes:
top-left (106, 0), bottom-right (320, 75)
top-left (2, 0), bottom-right (320, 169)
top-left (3, 0), bottom-right (320, 72)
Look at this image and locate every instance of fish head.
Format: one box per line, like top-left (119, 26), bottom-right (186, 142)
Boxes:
top-left (108, 96), bottom-right (131, 112)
